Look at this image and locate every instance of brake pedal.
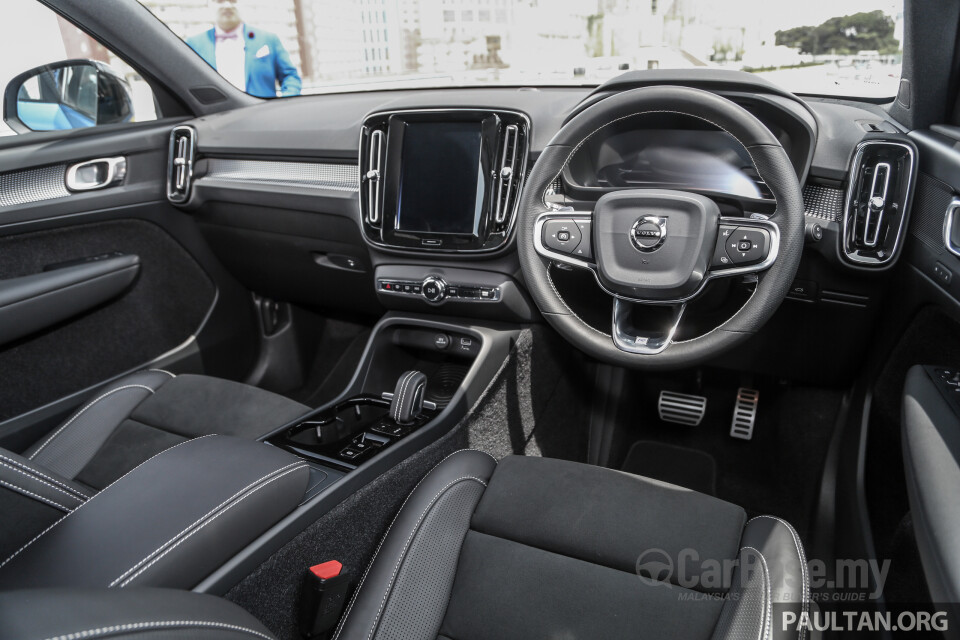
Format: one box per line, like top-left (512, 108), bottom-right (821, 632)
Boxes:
top-left (658, 391), bottom-right (707, 426)
top-left (730, 388), bottom-right (759, 440)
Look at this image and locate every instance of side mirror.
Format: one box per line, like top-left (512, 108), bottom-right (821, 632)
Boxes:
top-left (3, 59), bottom-right (135, 134)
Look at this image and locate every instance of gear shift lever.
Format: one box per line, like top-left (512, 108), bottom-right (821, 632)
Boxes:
top-left (381, 370), bottom-right (436, 424)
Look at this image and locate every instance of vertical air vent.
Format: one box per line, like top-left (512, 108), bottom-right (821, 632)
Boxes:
top-left (842, 140), bottom-right (916, 268)
top-left (494, 124), bottom-right (520, 225)
top-left (167, 125), bottom-right (196, 204)
top-left (364, 129), bottom-right (385, 226)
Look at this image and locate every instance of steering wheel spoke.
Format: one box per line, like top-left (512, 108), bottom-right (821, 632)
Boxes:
top-left (612, 299), bottom-right (685, 355)
top-left (707, 216), bottom-right (780, 277)
top-left (534, 209), bottom-right (597, 267)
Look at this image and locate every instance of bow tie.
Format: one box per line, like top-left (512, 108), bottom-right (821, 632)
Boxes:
top-left (216, 32), bottom-right (240, 41)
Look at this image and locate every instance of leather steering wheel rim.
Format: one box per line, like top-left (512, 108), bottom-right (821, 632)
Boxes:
top-left (517, 85), bottom-right (805, 369)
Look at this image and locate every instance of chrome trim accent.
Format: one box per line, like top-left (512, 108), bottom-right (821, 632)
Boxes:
top-left (842, 140), bottom-right (916, 266)
top-left (494, 124), bottom-right (519, 224)
top-left (630, 215), bottom-right (667, 252)
top-left (367, 129), bottom-right (384, 223)
top-left (167, 125), bottom-right (196, 204)
top-left (204, 159), bottom-right (358, 192)
top-left (65, 157), bottom-right (126, 192)
top-left (944, 198), bottom-right (960, 258)
top-left (534, 211), bottom-right (780, 305)
top-left (0, 164), bottom-right (70, 208)
top-left (420, 275), bottom-right (447, 303)
top-left (862, 161), bottom-right (890, 247)
top-left (612, 299), bottom-right (685, 354)
top-left (357, 107), bottom-right (531, 254)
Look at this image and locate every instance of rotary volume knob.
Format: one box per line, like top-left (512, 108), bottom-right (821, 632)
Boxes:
top-left (421, 276), bottom-right (446, 303)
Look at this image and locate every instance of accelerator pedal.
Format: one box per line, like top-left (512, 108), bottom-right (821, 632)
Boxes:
top-left (658, 391), bottom-right (707, 426)
top-left (730, 388), bottom-right (760, 440)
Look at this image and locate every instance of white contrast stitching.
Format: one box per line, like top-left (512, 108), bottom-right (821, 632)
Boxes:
top-left (365, 476), bottom-right (487, 640)
top-left (0, 478), bottom-right (71, 512)
top-left (0, 460), bottom-right (85, 503)
top-left (392, 372), bottom-right (415, 423)
top-left (545, 270), bottom-right (610, 337)
top-left (333, 449), bottom-right (496, 640)
top-left (741, 546), bottom-right (772, 640)
top-left (28, 385), bottom-right (157, 460)
top-left (118, 465), bottom-right (308, 587)
top-left (41, 619), bottom-right (272, 640)
top-left (147, 369), bottom-right (176, 378)
top-left (110, 461), bottom-right (305, 587)
top-left (0, 454), bottom-right (88, 500)
top-left (749, 515), bottom-right (809, 640)
top-left (0, 435), bottom-right (215, 570)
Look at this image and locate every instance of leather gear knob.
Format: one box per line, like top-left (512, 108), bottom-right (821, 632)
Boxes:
top-left (390, 371), bottom-right (427, 425)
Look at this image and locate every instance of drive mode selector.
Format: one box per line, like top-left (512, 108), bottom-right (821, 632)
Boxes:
top-left (421, 276), bottom-right (446, 303)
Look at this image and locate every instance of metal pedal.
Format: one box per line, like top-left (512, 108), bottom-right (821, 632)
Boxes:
top-left (658, 391), bottom-right (707, 426)
top-left (730, 388), bottom-right (760, 440)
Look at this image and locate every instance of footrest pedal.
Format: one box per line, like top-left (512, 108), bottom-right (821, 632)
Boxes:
top-left (730, 388), bottom-right (759, 440)
top-left (658, 391), bottom-right (707, 426)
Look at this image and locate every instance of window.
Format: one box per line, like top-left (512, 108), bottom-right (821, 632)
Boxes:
top-left (1, 0), bottom-right (157, 136)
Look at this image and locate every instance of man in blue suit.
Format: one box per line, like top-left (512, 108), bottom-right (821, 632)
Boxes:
top-left (186, 0), bottom-right (301, 98)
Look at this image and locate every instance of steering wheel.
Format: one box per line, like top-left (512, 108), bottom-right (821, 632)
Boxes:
top-left (517, 86), bottom-right (804, 369)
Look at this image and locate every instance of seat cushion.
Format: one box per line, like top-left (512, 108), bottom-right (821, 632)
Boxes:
top-left (23, 371), bottom-right (310, 490)
top-left (0, 436), bottom-right (310, 591)
top-left (335, 451), bottom-right (809, 640)
top-left (0, 588), bottom-right (276, 640)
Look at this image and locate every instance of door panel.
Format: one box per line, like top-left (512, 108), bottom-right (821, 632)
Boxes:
top-left (0, 121), bottom-right (259, 452)
top-left (0, 252), bottom-right (140, 346)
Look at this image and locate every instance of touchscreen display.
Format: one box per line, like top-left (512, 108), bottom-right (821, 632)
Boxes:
top-left (396, 122), bottom-right (485, 235)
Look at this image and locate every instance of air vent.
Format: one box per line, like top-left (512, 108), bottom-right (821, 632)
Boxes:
top-left (363, 129), bottom-right (385, 226)
top-left (167, 125), bottom-right (196, 204)
top-left (494, 124), bottom-right (520, 225)
top-left (841, 140), bottom-right (916, 268)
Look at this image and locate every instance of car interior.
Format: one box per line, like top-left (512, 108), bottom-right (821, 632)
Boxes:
top-left (1, 0), bottom-right (960, 638)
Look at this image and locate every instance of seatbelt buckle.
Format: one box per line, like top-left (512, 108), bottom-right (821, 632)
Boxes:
top-left (299, 560), bottom-right (352, 639)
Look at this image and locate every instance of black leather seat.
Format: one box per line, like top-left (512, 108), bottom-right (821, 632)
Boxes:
top-left (0, 369), bottom-right (309, 561)
top-left (0, 450), bottom-right (809, 640)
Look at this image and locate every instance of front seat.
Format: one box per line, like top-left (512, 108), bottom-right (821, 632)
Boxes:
top-left (0, 369), bottom-right (309, 560)
top-left (0, 450), bottom-right (809, 640)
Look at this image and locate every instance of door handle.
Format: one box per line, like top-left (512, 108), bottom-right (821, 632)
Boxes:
top-left (65, 156), bottom-right (127, 192)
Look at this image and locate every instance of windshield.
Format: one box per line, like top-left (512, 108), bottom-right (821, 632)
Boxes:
top-left (142, 0), bottom-right (903, 99)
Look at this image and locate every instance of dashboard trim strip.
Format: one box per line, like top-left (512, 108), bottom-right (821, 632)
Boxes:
top-left (204, 158), bottom-right (359, 192)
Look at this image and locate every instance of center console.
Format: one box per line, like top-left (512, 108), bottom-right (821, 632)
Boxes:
top-left (359, 109), bottom-right (530, 253)
top-left (268, 321), bottom-right (484, 470)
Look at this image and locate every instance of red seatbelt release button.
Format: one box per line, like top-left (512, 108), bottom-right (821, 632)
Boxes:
top-left (309, 560), bottom-right (342, 580)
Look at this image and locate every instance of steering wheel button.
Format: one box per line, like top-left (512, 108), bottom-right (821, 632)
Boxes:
top-left (728, 228), bottom-right (769, 265)
top-left (543, 219), bottom-right (582, 254)
top-left (710, 225), bottom-right (738, 268)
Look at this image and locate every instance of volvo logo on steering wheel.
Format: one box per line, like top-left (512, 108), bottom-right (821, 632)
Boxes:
top-left (630, 216), bottom-right (668, 252)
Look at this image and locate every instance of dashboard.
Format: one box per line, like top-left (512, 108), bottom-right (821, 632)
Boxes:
top-left (177, 69), bottom-right (918, 383)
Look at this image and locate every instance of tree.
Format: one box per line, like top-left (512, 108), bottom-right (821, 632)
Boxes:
top-left (776, 10), bottom-right (899, 55)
